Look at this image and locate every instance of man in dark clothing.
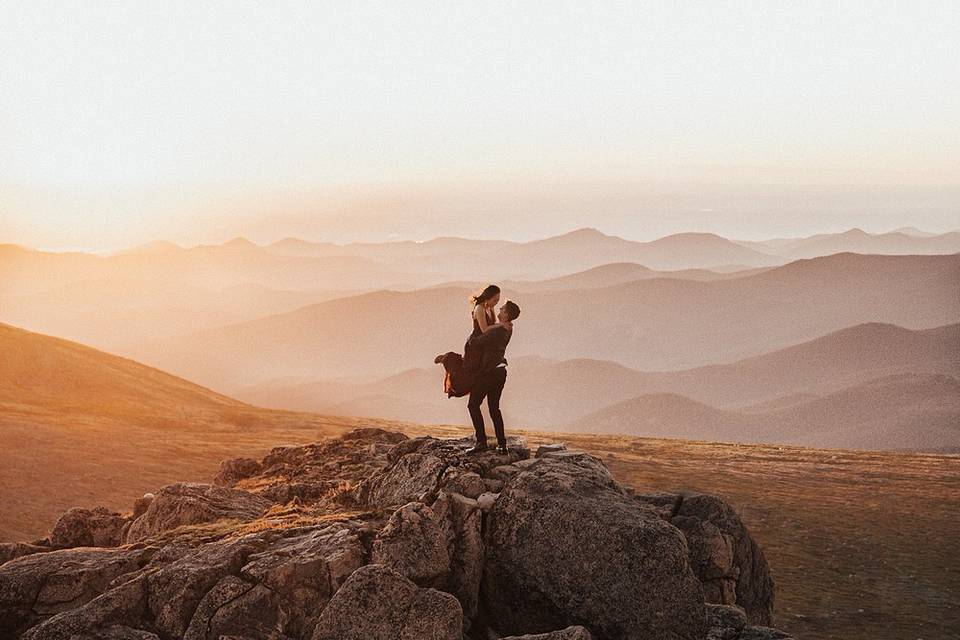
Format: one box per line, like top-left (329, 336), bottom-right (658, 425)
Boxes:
top-left (465, 300), bottom-right (521, 454)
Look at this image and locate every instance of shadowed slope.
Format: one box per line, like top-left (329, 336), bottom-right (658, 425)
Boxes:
top-left (0, 324), bottom-right (401, 541)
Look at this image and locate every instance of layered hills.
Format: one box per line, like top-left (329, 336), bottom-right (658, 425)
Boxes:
top-left (132, 253), bottom-right (959, 390)
top-left (568, 373), bottom-right (960, 450)
top-left (234, 322), bottom-right (960, 451)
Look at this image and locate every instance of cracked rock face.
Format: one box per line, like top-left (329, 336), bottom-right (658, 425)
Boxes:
top-left (310, 563), bottom-right (462, 640)
top-left (372, 501), bottom-right (452, 586)
top-left (0, 547), bottom-right (153, 638)
top-left (483, 455), bottom-right (709, 640)
top-left (124, 483), bottom-right (272, 544)
top-left (634, 492), bottom-right (776, 626)
top-left (2, 428), bottom-right (786, 640)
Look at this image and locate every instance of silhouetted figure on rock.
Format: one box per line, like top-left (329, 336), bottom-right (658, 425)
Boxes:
top-left (465, 300), bottom-right (520, 455)
top-left (435, 294), bottom-right (521, 455)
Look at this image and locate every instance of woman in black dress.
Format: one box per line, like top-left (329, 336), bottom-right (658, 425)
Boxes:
top-left (435, 284), bottom-right (501, 397)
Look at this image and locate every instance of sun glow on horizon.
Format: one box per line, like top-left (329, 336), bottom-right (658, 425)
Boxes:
top-left (1, 1), bottom-right (958, 249)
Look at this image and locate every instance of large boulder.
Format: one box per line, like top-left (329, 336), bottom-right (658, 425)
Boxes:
top-left (370, 492), bottom-right (485, 631)
top-left (124, 483), bottom-right (270, 543)
top-left (647, 493), bottom-right (775, 626)
top-left (482, 454), bottom-right (708, 640)
top-left (19, 537), bottom-right (262, 640)
top-left (310, 564), bottom-right (463, 640)
top-left (50, 507), bottom-right (128, 549)
top-left (18, 522), bottom-right (372, 640)
top-left (144, 537), bottom-right (259, 639)
top-left (234, 521), bottom-right (369, 639)
top-left (20, 567), bottom-right (156, 640)
top-left (432, 492), bottom-right (485, 625)
top-left (371, 501), bottom-right (452, 586)
top-left (0, 547), bottom-right (152, 638)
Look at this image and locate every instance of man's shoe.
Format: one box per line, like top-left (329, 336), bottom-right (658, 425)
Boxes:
top-left (495, 444), bottom-right (509, 455)
top-left (466, 442), bottom-right (489, 454)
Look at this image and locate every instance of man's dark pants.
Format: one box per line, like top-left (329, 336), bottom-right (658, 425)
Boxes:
top-left (468, 367), bottom-right (507, 446)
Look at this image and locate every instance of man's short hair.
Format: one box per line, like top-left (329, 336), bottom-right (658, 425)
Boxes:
top-left (503, 300), bottom-right (521, 321)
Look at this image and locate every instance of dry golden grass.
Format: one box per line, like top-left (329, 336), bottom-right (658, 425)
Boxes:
top-left (0, 405), bottom-right (409, 542)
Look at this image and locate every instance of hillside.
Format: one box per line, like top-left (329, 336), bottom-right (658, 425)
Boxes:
top-left (0, 275), bottom-right (360, 350)
top-left (0, 322), bottom-right (241, 417)
top-left (0, 324), bottom-right (402, 541)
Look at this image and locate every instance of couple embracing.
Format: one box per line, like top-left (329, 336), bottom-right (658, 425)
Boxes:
top-left (435, 285), bottom-right (521, 455)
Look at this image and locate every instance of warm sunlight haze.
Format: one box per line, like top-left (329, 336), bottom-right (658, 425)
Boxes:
top-left (0, 4), bottom-right (957, 640)
top-left (1, 1), bottom-right (958, 249)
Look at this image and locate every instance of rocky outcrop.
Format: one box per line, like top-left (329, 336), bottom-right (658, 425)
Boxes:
top-left (124, 483), bottom-right (271, 543)
top-left (49, 507), bottom-right (128, 549)
top-left (3, 428), bottom-right (791, 640)
top-left (483, 453), bottom-right (708, 640)
top-left (634, 491), bottom-right (775, 625)
top-left (310, 564), bottom-right (462, 640)
top-left (353, 435), bottom-right (529, 508)
top-left (0, 547), bottom-right (153, 638)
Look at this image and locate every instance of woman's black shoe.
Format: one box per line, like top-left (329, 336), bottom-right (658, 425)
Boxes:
top-left (466, 442), bottom-right (489, 454)
top-left (495, 444), bottom-right (509, 455)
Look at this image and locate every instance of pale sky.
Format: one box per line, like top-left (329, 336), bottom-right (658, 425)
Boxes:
top-left (1, 1), bottom-right (958, 249)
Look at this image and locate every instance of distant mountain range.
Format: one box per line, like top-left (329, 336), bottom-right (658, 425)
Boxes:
top-left (232, 322), bottom-right (960, 446)
top-left (4, 226), bottom-right (957, 354)
top-left (4, 319), bottom-right (956, 454)
top-left (734, 227), bottom-right (960, 259)
top-left (130, 253), bottom-right (960, 388)
top-left (569, 373), bottom-right (960, 451)
top-left (3, 227), bottom-right (957, 453)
